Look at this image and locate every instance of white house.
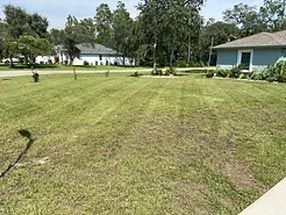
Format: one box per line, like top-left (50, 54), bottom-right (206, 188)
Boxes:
top-left (41, 43), bottom-right (135, 66)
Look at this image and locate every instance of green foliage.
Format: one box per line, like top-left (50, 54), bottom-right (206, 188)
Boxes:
top-left (260, 60), bottom-right (286, 82)
top-left (111, 1), bottom-right (134, 60)
top-left (223, 3), bottom-right (266, 37)
top-left (206, 70), bottom-right (215, 78)
top-left (4, 5), bottom-right (48, 39)
top-left (200, 20), bottom-right (240, 58)
top-left (165, 67), bottom-right (176, 76)
top-left (214, 60), bottom-right (286, 83)
top-left (49, 28), bottom-right (65, 45)
top-left (216, 69), bottom-right (229, 78)
top-left (190, 60), bottom-right (207, 67)
top-left (63, 16), bottom-right (96, 65)
top-left (83, 61), bottom-right (89, 66)
top-left (223, 1), bottom-right (286, 36)
top-left (4, 36), bottom-right (52, 65)
top-left (229, 65), bottom-right (243, 78)
top-left (137, 0), bottom-right (205, 67)
top-left (94, 3), bottom-right (113, 47)
top-left (176, 59), bottom-right (187, 67)
top-left (151, 68), bottom-right (163, 76)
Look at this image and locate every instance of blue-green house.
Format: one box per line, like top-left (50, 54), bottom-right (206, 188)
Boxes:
top-left (214, 30), bottom-right (286, 71)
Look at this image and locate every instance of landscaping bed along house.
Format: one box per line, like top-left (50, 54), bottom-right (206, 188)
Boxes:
top-left (207, 60), bottom-right (286, 83)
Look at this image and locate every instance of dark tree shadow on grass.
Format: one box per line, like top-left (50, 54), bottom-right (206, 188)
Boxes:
top-left (0, 130), bottom-right (34, 178)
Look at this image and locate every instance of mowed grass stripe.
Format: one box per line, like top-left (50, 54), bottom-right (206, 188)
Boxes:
top-left (0, 75), bottom-right (286, 215)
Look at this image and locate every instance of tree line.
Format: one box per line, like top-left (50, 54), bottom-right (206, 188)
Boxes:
top-left (0, 0), bottom-right (285, 68)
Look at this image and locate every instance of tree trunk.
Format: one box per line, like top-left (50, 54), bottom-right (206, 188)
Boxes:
top-left (25, 56), bottom-right (29, 65)
top-left (69, 55), bottom-right (74, 66)
top-left (9, 56), bottom-right (14, 68)
top-left (170, 50), bottom-right (174, 68)
top-left (187, 35), bottom-right (191, 66)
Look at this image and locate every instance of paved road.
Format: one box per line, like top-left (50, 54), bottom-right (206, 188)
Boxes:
top-left (0, 67), bottom-right (215, 78)
top-left (0, 69), bottom-right (151, 78)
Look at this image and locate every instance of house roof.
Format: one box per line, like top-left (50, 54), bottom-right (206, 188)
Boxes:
top-left (77, 44), bottom-right (122, 56)
top-left (214, 30), bottom-right (286, 49)
top-left (54, 44), bottom-right (122, 56)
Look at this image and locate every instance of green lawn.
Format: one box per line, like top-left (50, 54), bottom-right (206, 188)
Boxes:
top-left (0, 73), bottom-right (286, 214)
top-left (0, 64), bottom-right (149, 71)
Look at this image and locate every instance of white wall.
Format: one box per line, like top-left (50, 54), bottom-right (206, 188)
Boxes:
top-left (35, 56), bottom-right (55, 64)
top-left (73, 54), bottom-right (135, 66)
top-left (36, 53), bottom-right (135, 66)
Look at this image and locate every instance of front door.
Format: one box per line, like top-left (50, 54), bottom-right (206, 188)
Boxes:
top-left (240, 52), bottom-right (251, 70)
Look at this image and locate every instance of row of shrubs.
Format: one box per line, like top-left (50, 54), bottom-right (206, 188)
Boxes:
top-left (206, 61), bottom-right (286, 83)
top-left (151, 67), bottom-right (177, 76)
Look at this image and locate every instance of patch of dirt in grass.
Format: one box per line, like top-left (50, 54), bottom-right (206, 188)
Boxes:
top-left (170, 181), bottom-right (209, 215)
top-left (34, 157), bottom-right (50, 165)
top-left (222, 162), bottom-right (257, 190)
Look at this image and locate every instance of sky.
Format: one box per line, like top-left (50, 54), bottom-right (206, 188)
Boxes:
top-left (0, 0), bottom-right (264, 29)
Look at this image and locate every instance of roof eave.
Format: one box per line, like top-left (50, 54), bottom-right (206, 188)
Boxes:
top-left (214, 44), bottom-right (286, 50)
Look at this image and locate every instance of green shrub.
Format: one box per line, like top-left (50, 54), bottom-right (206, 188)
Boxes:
top-left (151, 68), bottom-right (163, 76)
top-left (190, 60), bottom-right (206, 67)
top-left (206, 71), bottom-right (215, 78)
top-left (278, 72), bottom-right (286, 82)
top-left (176, 59), bottom-right (187, 67)
top-left (131, 72), bottom-right (142, 77)
top-left (165, 67), bottom-right (176, 76)
top-left (251, 70), bottom-right (263, 80)
top-left (83, 61), bottom-right (89, 66)
top-left (253, 60), bottom-right (286, 82)
top-left (229, 65), bottom-right (243, 79)
top-left (216, 69), bottom-right (229, 78)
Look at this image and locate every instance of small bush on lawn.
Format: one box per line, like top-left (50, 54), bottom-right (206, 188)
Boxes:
top-left (83, 61), bottom-right (89, 66)
top-left (165, 67), bottom-right (176, 76)
top-left (206, 71), bottom-right (215, 78)
top-left (152, 68), bottom-right (163, 76)
top-left (131, 72), bottom-right (143, 77)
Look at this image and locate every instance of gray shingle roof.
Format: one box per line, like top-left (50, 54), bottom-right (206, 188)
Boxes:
top-left (214, 30), bottom-right (286, 49)
top-left (54, 44), bottom-right (122, 56)
top-left (77, 44), bottom-right (122, 56)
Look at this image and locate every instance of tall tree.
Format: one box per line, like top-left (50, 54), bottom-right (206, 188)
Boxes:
top-left (3, 5), bottom-right (49, 39)
top-left (4, 5), bottom-right (30, 39)
top-left (261, 0), bottom-right (286, 30)
top-left (223, 3), bottom-right (267, 36)
top-left (49, 28), bottom-right (65, 45)
top-left (224, 1), bottom-right (286, 36)
top-left (200, 20), bottom-right (240, 64)
top-left (94, 3), bottom-right (113, 46)
top-left (3, 36), bottom-right (52, 66)
top-left (112, 1), bottom-right (134, 63)
top-left (137, 0), bottom-right (205, 67)
top-left (28, 13), bottom-right (49, 38)
top-left (0, 21), bottom-right (8, 59)
top-left (63, 16), bottom-right (96, 65)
